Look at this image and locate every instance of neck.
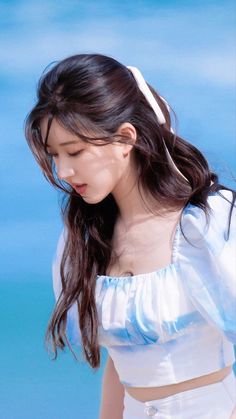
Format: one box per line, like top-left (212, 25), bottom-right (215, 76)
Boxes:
top-left (111, 159), bottom-right (165, 230)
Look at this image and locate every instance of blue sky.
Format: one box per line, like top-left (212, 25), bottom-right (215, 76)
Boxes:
top-left (0, 3), bottom-right (235, 418)
top-left (0, 0), bottom-right (235, 280)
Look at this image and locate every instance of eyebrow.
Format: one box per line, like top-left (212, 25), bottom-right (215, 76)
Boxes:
top-left (46, 140), bottom-right (80, 149)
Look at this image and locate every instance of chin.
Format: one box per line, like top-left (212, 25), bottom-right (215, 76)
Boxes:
top-left (82, 193), bottom-right (107, 205)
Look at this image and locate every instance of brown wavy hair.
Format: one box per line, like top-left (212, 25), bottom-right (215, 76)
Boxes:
top-left (25, 53), bottom-right (236, 369)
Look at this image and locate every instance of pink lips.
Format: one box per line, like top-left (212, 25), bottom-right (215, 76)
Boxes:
top-left (74, 184), bottom-right (87, 195)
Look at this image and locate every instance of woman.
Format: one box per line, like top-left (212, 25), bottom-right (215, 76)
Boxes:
top-left (25, 54), bottom-right (236, 418)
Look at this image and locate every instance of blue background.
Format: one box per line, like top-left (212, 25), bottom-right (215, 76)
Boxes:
top-left (0, 1), bottom-right (235, 418)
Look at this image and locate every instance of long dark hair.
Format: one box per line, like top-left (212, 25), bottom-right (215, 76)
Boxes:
top-left (25, 53), bottom-right (236, 369)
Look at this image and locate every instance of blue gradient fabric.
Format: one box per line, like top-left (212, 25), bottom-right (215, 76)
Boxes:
top-left (52, 189), bottom-right (236, 386)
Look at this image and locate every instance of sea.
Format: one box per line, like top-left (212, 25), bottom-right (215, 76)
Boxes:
top-left (1, 0), bottom-right (235, 418)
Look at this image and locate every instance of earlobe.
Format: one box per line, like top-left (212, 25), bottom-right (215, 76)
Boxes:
top-left (122, 141), bottom-right (135, 158)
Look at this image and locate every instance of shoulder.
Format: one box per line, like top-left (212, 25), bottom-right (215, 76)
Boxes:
top-left (178, 189), bottom-right (236, 344)
top-left (181, 189), bottom-right (236, 254)
top-left (207, 189), bottom-right (236, 231)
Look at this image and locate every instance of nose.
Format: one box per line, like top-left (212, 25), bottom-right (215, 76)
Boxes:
top-left (56, 164), bottom-right (76, 181)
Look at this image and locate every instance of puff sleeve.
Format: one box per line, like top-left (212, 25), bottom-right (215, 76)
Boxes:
top-left (52, 228), bottom-right (82, 346)
top-left (178, 189), bottom-right (236, 344)
top-left (52, 229), bottom-right (66, 302)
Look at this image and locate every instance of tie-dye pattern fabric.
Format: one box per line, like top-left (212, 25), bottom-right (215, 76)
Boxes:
top-left (52, 189), bottom-right (236, 386)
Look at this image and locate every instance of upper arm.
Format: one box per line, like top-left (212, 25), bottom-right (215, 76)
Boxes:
top-left (52, 228), bottom-right (67, 302)
top-left (52, 228), bottom-right (82, 346)
top-left (99, 355), bottom-right (125, 419)
top-left (180, 190), bottom-right (236, 343)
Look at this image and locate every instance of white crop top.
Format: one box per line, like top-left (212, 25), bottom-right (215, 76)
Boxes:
top-left (52, 189), bottom-right (236, 387)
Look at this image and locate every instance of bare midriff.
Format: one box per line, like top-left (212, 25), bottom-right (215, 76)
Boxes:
top-left (124, 365), bottom-right (233, 402)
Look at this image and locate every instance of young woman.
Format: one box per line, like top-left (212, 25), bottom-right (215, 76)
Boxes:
top-left (25, 54), bottom-right (236, 418)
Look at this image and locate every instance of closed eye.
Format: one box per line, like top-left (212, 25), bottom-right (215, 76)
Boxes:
top-left (47, 152), bottom-right (58, 158)
top-left (46, 150), bottom-right (82, 158)
top-left (68, 150), bottom-right (82, 157)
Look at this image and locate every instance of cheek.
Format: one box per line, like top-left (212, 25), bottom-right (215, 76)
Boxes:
top-left (83, 148), bottom-right (124, 183)
top-left (79, 148), bottom-right (124, 196)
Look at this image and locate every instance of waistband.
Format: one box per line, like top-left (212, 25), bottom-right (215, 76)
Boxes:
top-left (124, 369), bottom-right (236, 408)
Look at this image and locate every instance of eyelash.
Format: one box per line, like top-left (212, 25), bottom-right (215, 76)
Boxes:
top-left (68, 151), bottom-right (82, 157)
top-left (48, 151), bottom-right (82, 158)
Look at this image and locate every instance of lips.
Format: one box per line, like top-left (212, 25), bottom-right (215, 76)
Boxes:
top-left (73, 183), bottom-right (87, 195)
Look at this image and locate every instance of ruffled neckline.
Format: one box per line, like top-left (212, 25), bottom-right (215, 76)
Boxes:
top-left (96, 190), bottom-right (224, 282)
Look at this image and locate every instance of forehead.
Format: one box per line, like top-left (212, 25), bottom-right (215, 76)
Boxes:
top-left (40, 117), bottom-right (84, 149)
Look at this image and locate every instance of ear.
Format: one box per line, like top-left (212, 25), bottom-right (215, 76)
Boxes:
top-left (116, 122), bottom-right (137, 157)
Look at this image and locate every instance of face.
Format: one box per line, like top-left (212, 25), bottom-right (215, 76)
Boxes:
top-left (40, 118), bottom-right (135, 204)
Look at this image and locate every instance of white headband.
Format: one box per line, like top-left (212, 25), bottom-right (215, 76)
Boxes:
top-left (127, 66), bottom-right (189, 183)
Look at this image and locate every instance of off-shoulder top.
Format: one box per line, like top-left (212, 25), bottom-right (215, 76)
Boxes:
top-left (52, 189), bottom-right (236, 387)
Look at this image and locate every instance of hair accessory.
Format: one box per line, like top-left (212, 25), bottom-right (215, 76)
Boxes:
top-left (127, 65), bottom-right (189, 183)
top-left (127, 66), bottom-right (166, 125)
